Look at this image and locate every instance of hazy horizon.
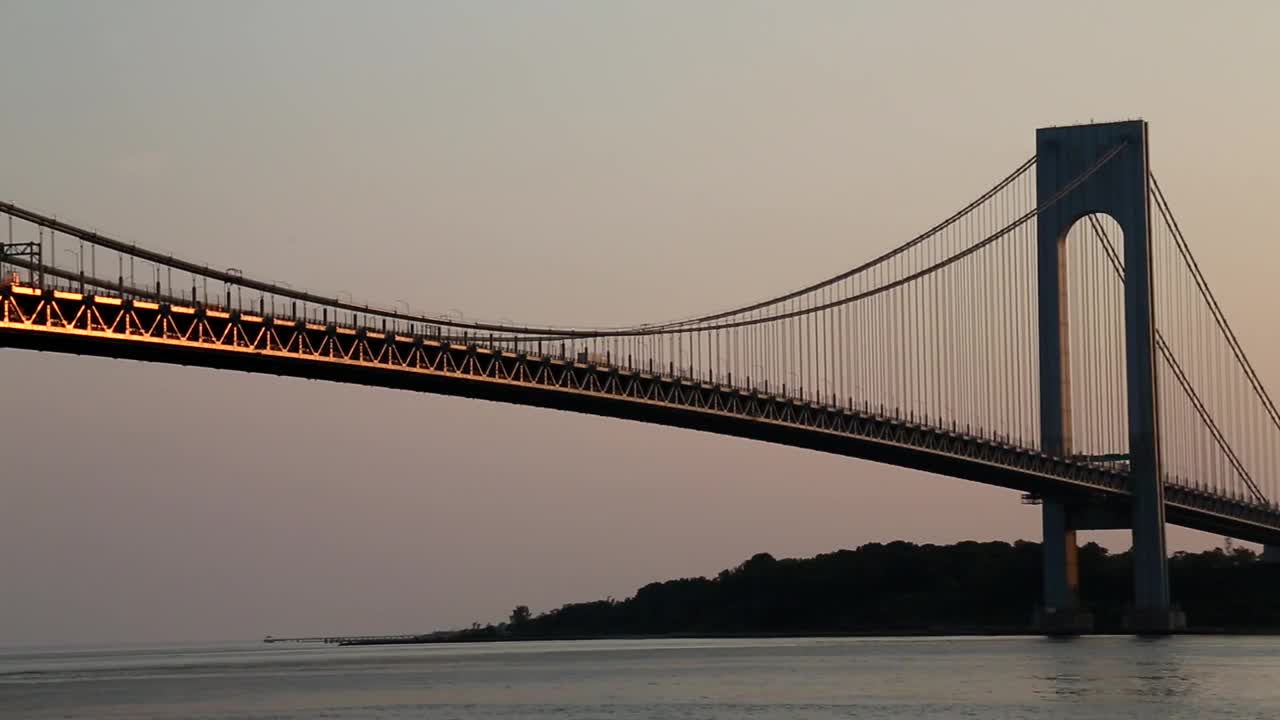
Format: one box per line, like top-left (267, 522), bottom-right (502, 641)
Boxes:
top-left (3, 0), bottom-right (1279, 646)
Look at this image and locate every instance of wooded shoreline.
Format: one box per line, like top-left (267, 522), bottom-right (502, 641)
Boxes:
top-left (338, 540), bottom-right (1280, 645)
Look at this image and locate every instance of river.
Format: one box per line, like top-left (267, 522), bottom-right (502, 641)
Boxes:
top-left (2, 635), bottom-right (1276, 718)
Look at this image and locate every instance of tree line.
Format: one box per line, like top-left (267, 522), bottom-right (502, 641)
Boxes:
top-left (479, 541), bottom-right (1280, 638)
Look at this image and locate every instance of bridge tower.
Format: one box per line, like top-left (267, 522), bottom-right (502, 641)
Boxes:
top-left (1035, 120), bottom-right (1184, 634)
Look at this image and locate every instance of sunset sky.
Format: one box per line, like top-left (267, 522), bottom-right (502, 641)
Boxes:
top-left (2, 1), bottom-right (1278, 645)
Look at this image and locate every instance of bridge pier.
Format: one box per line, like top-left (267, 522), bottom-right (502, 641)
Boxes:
top-left (1126, 464), bottom-right (1184, 633)
top-left (1035, 495), bottom-right (1186, 635)
top-left (1036, 500), bottom-right (1130, 634)
top-left (1037, 499), bottom-right (1093, 635)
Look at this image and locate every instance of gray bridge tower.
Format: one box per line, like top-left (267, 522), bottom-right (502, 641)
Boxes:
top-left (1035, 120), bottom-right (1185, 634)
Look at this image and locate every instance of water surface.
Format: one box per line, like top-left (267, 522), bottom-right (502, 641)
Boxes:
top-left (2, 635), bottom-right (1276, 718)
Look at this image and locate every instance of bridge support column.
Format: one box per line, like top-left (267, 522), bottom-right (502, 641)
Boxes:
top-left (1036, 121), bottom-right (1183, 635)
top-left (1037, 499), bottom-right (1093, 635)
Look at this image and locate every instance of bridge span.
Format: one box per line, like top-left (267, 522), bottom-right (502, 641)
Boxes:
top-left (3, 120), bottom-right (1279, 634)
top-left (2, 283), bottom-right (1278, 549)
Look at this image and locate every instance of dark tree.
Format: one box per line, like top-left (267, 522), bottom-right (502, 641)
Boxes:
top-left (510, 605), bottom-right (532, 626)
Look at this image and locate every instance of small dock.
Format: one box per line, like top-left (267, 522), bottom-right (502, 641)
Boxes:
top-left (263, 634), bottom-right (423, 645)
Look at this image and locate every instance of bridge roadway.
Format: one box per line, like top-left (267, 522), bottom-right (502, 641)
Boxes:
top-left (4, 283), bottom-right (1280, 546)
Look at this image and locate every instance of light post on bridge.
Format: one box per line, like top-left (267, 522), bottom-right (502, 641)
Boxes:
top-left (395, 299), bottom-right (412, 334)
top-left (270, 281), bottom-right (292, 319)
top-left (336, 290), bottom-right (353, 326)
top-left (225, 268), bottom-right (244, 310)
top-left (447, 308), bottom-right (465, 344)
top-left (498, 317), bottom-right (516, 352)
top-left (785, 371), bottom-right (801, 401)
top-left (62, 248), bottom-right (82, 292)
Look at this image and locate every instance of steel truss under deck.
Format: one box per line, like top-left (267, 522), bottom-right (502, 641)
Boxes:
top-left (3, 283), bottom-right (1279, 544)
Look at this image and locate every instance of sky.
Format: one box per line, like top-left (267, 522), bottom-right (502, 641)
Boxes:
top-left (1, 1), bottom-right (1279, 646)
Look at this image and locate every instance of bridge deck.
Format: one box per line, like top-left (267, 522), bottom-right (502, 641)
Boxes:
top-left (4, 284), bottom-right (1279, 545)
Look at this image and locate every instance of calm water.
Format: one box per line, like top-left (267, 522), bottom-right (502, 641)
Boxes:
top-left (2, 635), bottom-right (1277, 719)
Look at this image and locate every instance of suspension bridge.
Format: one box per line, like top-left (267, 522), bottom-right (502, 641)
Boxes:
top-left (2, 120), bottom-right (1277, 634)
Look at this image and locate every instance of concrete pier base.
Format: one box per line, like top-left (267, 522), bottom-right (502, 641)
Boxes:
top-left (1124, 608), bottom-right (1187, 635)
top-left (1035, 607), bottom-right (1095, 636)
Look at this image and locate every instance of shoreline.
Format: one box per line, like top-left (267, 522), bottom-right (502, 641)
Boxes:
top-left (335, 626), bottom-right (1279, 646)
